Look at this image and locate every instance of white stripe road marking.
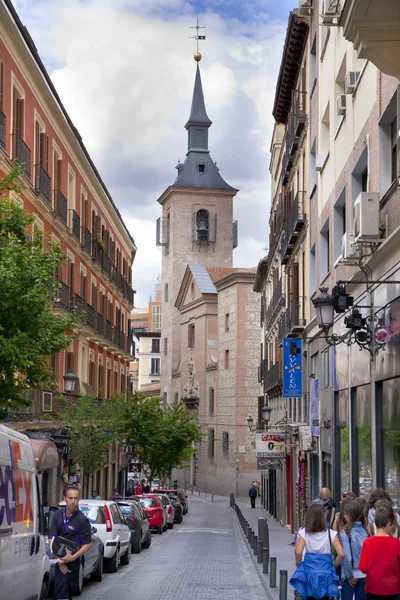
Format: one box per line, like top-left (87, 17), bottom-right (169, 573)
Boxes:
top-left (176, 528), bottom-right (230, 534)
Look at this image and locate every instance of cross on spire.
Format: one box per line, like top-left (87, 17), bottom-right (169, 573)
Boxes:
top-left (190, 17), bottom-right (206, 57)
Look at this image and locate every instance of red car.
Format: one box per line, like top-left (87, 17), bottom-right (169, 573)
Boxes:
top-left (131, 495), bottom-right (167, 534)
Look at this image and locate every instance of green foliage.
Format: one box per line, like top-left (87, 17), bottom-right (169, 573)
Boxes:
top-left (56, 394), bottom-right (120, 476)
top-left (0, 165), bottom-right (76, 416)
top-left (114, 392), bottom-right (203, 482)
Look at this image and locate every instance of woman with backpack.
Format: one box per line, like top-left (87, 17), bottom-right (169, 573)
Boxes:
top-left (339, 500), bottom-right (369, 600)
top-left (290, 500), bottom-right (344, 600)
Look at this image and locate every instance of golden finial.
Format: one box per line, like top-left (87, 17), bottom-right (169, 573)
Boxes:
top-left (190, 18), bottom-right (206, 60)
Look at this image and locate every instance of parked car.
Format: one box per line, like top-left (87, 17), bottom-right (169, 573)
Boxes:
top-left (58, 500), bottom-right (131, 573)
top-left (168, 495), bottom-right (184, 524)
top-left (156, 494), bottom-right (174, 529)
top-left (44, 506), bottom-right (104, 596)
top-left (132, 495), bottom-right (167, 534)
top-left (115, 500), bottom-right (151, 552)
top-left (155, 488), bottom-right (189, 514)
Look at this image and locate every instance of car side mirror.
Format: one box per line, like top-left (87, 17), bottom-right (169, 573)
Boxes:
top-left (91, 526), bottom-right (97, 534)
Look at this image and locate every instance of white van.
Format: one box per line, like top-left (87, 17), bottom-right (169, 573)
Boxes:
top-left (0, 424), bottom-right (50, 600)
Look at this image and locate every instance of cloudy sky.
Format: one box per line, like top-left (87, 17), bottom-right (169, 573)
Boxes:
top-left (12, 0), bottom-right (295, 306)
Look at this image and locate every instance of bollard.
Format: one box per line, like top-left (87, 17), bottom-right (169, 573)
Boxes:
top-left (262, 547), bottom-right (268, 574)
top-left (191, 486), bottom-right (193, 495)
top-left (198, 489), bottom-right (201, 497)
top-left (205, 492), bottom-right (207, 499)
top-left (253, 535), bottom-right (258, 555)
top-left (248, 527), bottom-right (252, 543)
top-left (212, 493), bottom-right (214, 502)
top-left (258, 540), bottom-right (263, 564)
top-left (258, 517), bottom-right (266, 546)
top-left (270, 557), bottom-right (277, 587)
top-left (265, 521), bottom-right (270, 554)
top-left (279, 570), bottom-right (288, 600)
top-left (230, 493), bottom-right (235, 508)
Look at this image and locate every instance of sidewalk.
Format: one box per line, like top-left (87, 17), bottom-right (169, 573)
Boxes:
top-left (235, 497), bottom-right (296, 600)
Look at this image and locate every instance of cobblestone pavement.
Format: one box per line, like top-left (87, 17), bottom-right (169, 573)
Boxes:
top-left (75, 496), bottom-right (267, 600)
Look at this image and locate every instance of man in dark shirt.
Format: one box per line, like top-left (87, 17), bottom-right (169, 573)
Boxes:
top-left (49, 486), bottom-right (92, 600)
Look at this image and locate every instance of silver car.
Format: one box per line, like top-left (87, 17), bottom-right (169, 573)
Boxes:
top-left (156, 494), bottom-right (175, 529)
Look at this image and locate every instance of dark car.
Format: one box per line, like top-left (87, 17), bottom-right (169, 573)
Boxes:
top-left (168, 495), bottom-right (183, 524)
top-left (116, 500), bottom-right (151, 553)
top-left (44, 506), bottom-right (104, 597)
top-left (154, 488), bottom-right (188, 514)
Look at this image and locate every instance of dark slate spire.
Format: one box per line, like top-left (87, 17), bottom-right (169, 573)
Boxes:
top-left (173, 61), bottom-right (236, 191)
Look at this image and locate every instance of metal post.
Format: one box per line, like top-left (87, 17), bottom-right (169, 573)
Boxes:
top-left (265, 521), bottom-right (270, 554)
top-left (253, 535), bottom-right (258, 555)
top-left (205, 492), bottom-right (207, 499)
top-left (262, 547), bottom-right (268, 574)
top-left (230, 493), bottom-right (235, 508)
top-left (258, 517), bottom-right (266, 546)
top-left (270, 557), bottom-right (277, 587)
top-left (198, 489), bottom-right (200, 497)
top-left (212, 493), bottom-right (214, 502)
top-left (258, 540), bottom-right (263, 563)
top-left (191, 486), bottom-right (193, 495)
top-left (279, 570), bottom-right (288, 600)
top-left (248, 527), bottom-right (252, 543)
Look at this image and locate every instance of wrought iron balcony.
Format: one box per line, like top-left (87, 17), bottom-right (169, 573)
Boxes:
top-left (55, 189), bottom-right (68, 225)
top-left (103, 254), bottom-right (111, 276)
top-left (74, 294), bottom-right (85, 322)
top-left (278, 311), bottom-right (288, 342)
top-left (264, 362), bottom-right (282, 392)
top-left (294, 90), bottom-right (306, 137)
top-left (96, 312), bottom-right (104, 335)
top-left (54, 282), bottom-right (71, 311)
top-left (258, 358), bottom-right (266, 383)
top-left (71, 210), bottom-right (80, 240)
top-left (12, 134), bottom-right (31, 179)
top-left (118, 273), bottom-right (125, 292)
top-left (93, 241), bottom-right (103, 268)
top-left (281, 191), bottom-right (305, 264)
top-left (106, 320), bottom-right (113, 342)
top-left (85, 304), bottom-right (95, 329)
top-left (0, 110), bottom-right (6, 150)
top-left (35, 165), bottom-right (51, 206)
top-left (264, 277), bottom-right (285, 327)
top-left (113, 327), bottom-right (120, 346)
top-left (111, 265), bottom-right (118, 285)
top-left (81, 227), bottom-right (91, 254)
top-left (281, 151), bottom-right (292, 186)
top-left (278, 296), bottom-right (305, 341)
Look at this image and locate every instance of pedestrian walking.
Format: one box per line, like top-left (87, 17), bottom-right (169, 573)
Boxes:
top-left (319, 487), bottom-right (338, 528)
top-left (49, 485), bottom-right (92, 600)
top-left (142, 480), bottom-right (150, 494)
top-left (366, 489), bottom-right (400, 535)
top-left (91, 490), bottom-right (100, 500)
top-left (339, 500), bottom-right (368, 600)
top-left (135, 481), bottom-right (143, 495)
top-left (358, 503), bottom-right (400, 600)
top-left (112, 487), bottom-right (121, 498)
top-left (333, 492), bottom-right (357, 532)
top-left (249, 483), bottom-right (257, 508)
top-left (290, 501), bottom-right (344, 600)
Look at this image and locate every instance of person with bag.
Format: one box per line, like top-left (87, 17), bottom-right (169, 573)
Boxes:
top-left (290, 500), bottom-right (344, 600)
top-left (358, 503), bottom-right (400, 600)
top-left (49, 486), bottom-right (92, 600)
top-left (339, 500), bottom-right (368, 600)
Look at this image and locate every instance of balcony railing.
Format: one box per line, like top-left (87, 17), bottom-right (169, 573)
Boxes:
top-left (294, 90), bottom-right (306, 137)
top-left (278, 296), bottom-right (305, 341)
top-left (103, 254), bottom-right (111, 276)
top-left (111, 265), bottom-right (118, 285)
top-left (86, 304), bottom-right (95, 329)
top-left (92, 241), bottom-right (103, 268)
top-left (258, 358), bottom-right (266, 383)
top-left (106, 320), bottom-right (113, 342)
top-left (96, 312), bottom-right (104, 336)
top-left (74, 294), bottom-right (85, 322)
top-left (71, 210), bottom-right (80, 240)
top-left (264, 362), bottom-right (282, 392)
top-left (113, 327), bottom-right (120, 347)
top-left (0, 110), bottom-right (6, 150)
top-left (264, 277), bottom-right (285, 327)
top-left (82, 227), bottom-right (91, 254)
top-left (55, 189), bottom-right (68, 225)
top-left (12, 134), bottom-right (31, 179)
top-left (35, 165), bottom-right (51, 206)
top-left (55, 282), bottom-right (71, 311)
top-left (281, 191), bottom-right (305, 264)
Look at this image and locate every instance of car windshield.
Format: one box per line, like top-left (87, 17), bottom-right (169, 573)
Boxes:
top-left (79, 504), bottom-right (106, 524)
top-left (139, 497), bottom-right (158, 508)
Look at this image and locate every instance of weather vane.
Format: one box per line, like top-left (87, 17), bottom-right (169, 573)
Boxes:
top-left (190, 17), bottom-right (206, 62)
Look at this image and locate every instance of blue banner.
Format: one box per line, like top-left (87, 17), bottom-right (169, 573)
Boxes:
top-left (283, 338), bottom-right (302, 398)
top-left (310, 379), bottom-right (320, 436)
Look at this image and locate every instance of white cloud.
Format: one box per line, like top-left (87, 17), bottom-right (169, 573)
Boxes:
top-left (15, 0), bottom-right (287, 301)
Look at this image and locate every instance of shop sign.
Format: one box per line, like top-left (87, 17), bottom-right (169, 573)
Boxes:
top-left (256, 433), bottom-right (285, 458)
top-left (129, 460), bottom-right (141, 473)
top-left (52, 435), bottom-right (71, 456)
top-left (283, 338), bottom-right (302, 398)
top-left (257, 457), bottom-right (280, 470)
top-left (298, 458), bottom-right (305, 496)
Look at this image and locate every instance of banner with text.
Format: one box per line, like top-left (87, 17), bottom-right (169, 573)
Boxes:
top-left (283, 338), bottom-right (303, 398)
top-left (256, 433), bottom-right (286, 458)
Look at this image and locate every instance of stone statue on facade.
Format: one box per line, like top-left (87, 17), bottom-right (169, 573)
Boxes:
top-left (183, 357), bottom-right (199, 398)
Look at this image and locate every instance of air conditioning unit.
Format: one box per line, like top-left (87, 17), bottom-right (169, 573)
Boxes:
top-left (336, 94), bottom-right (346, 116)
top-left (344, 71), bottom-right (360, 95)
top-left (321, 0), bottom-right (341, 23)
top-left (341, 231), bottom-right (357, 260)
top-left (298, 0), bottom-right (313, 14)
top-left (299, 426), bottom-right (313, 452)
top-left (353, 192), bottom-right (381, 243)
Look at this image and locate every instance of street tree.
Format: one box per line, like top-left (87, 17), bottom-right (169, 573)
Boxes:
top-left (56, 394), bottom-right (120, 477)
top-left (115, 392), bottom-right (203, 483)
top-left (0, 166), bottom-right (76, 416)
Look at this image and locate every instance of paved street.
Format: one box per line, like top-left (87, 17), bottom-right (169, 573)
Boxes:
top-left (75, 496), bottom-right (266, 600)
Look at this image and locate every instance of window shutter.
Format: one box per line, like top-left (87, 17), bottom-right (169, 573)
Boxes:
top-left (35, 121), bottom-right (40, 168)
top-left (0, 62), bottom-right (4, 112)
top-left (15, 98), bottom-right (24, 137)
top-left (192, 212), bottom-right (196, 242)
top-left (293, 262), bottom-right (299, 299)
top-left (94, 215), bottom-right (101, 241)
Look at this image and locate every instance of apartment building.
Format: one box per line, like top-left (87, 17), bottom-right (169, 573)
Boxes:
top-left (255, 0), bottom-right (400, 531)
top-left (0, 0), bottom-right (136, 502)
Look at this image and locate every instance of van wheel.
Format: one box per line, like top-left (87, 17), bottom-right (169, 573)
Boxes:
top-left (39, 580), bottom-right (48, 600)
top-left (90, 552), bottom-right (103, 582)
top-left (71, 559), bottom-right (84, 596)
top-left (107, 547), bottom-right (120, 573)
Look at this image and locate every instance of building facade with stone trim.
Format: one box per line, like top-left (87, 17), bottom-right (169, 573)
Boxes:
top-left (0, 0), bottom-right (136, 503)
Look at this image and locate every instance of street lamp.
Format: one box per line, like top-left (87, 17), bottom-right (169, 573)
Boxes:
top-left (247, 405), bottom-right (272, 432)
top-left (312, 287), bottom-right (335, 331)
top-left (63, 370), bottom-right (77, 394)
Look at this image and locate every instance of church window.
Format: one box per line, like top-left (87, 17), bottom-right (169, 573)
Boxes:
top-left (225, 349), bottom-right (230, 369)
top-left (209, 388), bottom-right (214, 415)
top-left (198, 164), bottom-right (205, 173)
top-left (196, 209), bottom-right (209, 242)
top-left (188, 323), bottom-right (195, 348)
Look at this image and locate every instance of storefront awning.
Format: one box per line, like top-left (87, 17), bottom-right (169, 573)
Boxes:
top-left (30, 439), bottom-right (59, 470)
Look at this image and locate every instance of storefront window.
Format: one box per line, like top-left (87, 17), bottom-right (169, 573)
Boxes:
top-left (382, 378), bottom-right (400, 509)
top-left (337, 390), bottom-right (349, 492)
top-left (355, 385), bottom-right (372, 497)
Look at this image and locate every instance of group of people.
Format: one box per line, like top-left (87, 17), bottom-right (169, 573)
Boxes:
top-left (290, 487), bottom-right (400, 600)
top-left (89, 479), bottom-right (152, 501)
